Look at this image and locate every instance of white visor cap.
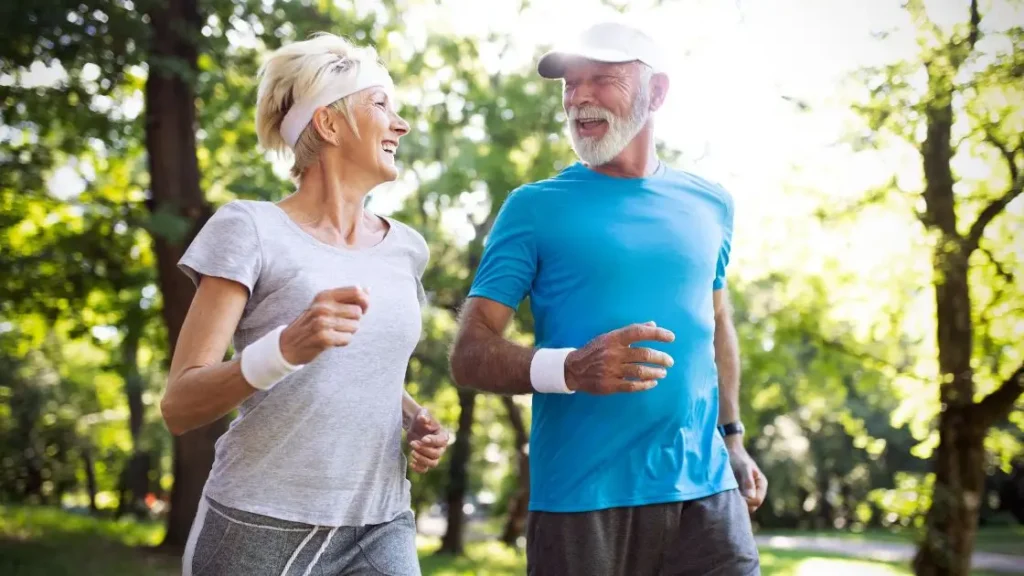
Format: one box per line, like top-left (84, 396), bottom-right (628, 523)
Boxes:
top-left (537, 22), bottom-right (666, 79)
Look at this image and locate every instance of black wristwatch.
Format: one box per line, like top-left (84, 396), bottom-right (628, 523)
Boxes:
top-left (718, 421), bottom-right (745, 438)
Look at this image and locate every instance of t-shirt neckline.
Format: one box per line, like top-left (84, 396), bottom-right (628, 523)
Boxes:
top-left (268, 202), bottom-right (396, 257)
top-left (566, 161), bottom-right (668, 182)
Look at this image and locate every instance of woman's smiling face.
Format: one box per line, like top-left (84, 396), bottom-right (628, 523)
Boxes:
top-left (335, 86), bottom-right (410, 185)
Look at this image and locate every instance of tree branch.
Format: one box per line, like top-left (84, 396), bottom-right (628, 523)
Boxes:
top-left (980, 245), bottom-right (1015, 284)
top-left (817, 337), bottom-right (932, 384)
top-left (814, 175), bottom-right (905, 224)
top-left (976, 362), bottom-right (1024, 427)
top-left (964, 131), bottom-right (1022, 254)
top-left (967, 0), bottom-right (981, 51)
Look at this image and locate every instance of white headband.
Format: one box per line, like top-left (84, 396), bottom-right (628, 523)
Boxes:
top-left (279, 61), bottom-right (395, 149)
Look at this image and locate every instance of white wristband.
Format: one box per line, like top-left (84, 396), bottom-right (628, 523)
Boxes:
top-left (240, 325), bottom-right (304, 391)
top-left (530, 348), bottom-right (576, 394)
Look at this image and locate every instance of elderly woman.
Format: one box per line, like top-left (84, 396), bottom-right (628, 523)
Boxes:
top-left (160, 33), bottom-right (448, 576)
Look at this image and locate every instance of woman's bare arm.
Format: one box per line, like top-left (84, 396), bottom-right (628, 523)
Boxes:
top-left (160, 276), bottom-right (257, 435)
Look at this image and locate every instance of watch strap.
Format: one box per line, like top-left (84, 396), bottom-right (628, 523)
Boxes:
top-left (718, 421), bottom-right (745, 437)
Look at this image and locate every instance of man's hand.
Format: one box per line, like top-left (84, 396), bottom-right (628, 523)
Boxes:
top-left (565, 321), bottom-right (676, 394)
top-left (726, 437), bottom-right (767, 513)
top-left (406, 408), bottom-right (449, 474)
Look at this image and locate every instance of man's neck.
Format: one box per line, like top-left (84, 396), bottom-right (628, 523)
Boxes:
top-left (589, 127), bottom-right (660, 179)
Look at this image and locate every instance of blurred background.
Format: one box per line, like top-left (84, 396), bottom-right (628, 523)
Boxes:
top-left (0, 0), bottom-right (1021, 574)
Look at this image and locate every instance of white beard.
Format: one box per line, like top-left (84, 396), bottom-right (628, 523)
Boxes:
top-left (567, 84), bottom-right (651, 167)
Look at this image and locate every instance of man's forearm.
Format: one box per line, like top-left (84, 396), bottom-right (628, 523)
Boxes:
top-left (714, 308), bottom-right (741, 426)
top-left (450, 321), bottom-right (536, 395)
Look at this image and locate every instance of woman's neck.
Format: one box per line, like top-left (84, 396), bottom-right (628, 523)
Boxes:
top-left (280, 160), bottom-right (386, 248)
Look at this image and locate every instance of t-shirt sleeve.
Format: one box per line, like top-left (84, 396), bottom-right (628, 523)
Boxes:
top-left (467, 189), bottom-right (537, 310)
top-left (713, 191), bottom-right (734, 291)
top-left (178, 201), bottom-right (263, 294)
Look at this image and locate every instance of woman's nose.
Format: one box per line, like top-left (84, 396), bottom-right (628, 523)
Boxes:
top-left (392, 114), bottom-right (410, 136)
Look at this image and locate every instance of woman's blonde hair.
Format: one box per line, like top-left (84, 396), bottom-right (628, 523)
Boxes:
top-left (256, 33), bottom-right (383, 178)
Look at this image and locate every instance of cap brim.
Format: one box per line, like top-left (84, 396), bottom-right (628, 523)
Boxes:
top-left (537, 47), bottom-right (638, 79)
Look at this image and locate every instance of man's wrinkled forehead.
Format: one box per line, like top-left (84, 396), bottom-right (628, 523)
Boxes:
top-left (561, 59), bottom-right (639, 81)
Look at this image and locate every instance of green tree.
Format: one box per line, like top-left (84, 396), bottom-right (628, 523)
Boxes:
top-left (847, 2), bottom-right (1023, 573)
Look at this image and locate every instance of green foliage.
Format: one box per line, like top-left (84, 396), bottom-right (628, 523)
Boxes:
top-left (733, 275), bottom-right (930, 530)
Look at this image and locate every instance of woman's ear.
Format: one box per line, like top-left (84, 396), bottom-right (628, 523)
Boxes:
top-left (311, 107), bottom-right (341, 145)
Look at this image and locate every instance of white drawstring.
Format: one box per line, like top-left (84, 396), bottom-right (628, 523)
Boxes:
top-left (278, 524), bottom-right (340, 576)
top-left (301, 526), bottom-right (339, 576)
top-left (280, 526), bottom-right (318, 576)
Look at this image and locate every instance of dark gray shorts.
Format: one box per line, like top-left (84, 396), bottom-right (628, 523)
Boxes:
top-left (182, 497), bottom-right (420, 576)
top-left (526, 489), bottom-right (760, 576)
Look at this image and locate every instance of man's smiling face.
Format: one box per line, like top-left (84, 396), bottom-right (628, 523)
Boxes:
top-left (562, 59), bottom-right (652, 167)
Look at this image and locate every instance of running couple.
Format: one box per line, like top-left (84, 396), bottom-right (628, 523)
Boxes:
top-left (163, 20), bottom-right (767, 576)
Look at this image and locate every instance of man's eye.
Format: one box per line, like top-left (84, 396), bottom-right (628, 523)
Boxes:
top-left (375, 101), bottom-right (386, 109)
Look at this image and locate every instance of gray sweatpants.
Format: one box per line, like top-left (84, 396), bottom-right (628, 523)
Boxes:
top-left (183, 497), bottom-right (420, 576)
top-left (526, 489), bottom-right (760, 576)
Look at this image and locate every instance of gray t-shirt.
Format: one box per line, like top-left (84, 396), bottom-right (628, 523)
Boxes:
top-left (177, 199), bottom-right (428, 527)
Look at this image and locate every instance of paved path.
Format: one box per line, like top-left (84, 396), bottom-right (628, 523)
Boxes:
top-left (419, 515), bottom-right (1024, 573)
top-left (754, 535), bottom-right (1024, 574)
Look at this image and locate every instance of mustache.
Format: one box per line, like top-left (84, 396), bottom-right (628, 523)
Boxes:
top-left (568, 105), bottom-right (614, 122)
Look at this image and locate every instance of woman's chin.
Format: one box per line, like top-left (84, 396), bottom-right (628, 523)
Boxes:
top-left (379, 165), bottom-right (399, 182)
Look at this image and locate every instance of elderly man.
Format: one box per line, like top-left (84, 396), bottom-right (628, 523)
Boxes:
top-left (449, 21), bottom-right (766, 576)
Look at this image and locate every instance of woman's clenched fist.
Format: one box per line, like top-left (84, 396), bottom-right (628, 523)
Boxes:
top-left (279, 286), bottom-right (370, 365)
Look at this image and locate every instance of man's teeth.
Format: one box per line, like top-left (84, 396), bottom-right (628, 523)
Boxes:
top-left (382, 143), bottom-right (396, 153)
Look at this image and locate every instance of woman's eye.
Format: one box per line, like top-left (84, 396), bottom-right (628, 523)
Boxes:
top-left (375, 101), bottom-right (387, 109)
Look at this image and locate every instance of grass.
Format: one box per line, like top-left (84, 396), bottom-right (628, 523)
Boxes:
top-left (0, 506), bottom-right (177, 576)
top-left (0, 506), bottom-right (1016, 575)
top-left (758, 525), bottom-right (1024, 557)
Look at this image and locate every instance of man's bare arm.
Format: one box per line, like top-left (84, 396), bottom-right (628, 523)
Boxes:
top-left (714, 287), bottom-right (768, 510)
top-left (450, 297), bottom-right (676, 396)
top-left (714, 288), bottom-right (741, 433)
top-left (449, 297), bottom-right (536, 395)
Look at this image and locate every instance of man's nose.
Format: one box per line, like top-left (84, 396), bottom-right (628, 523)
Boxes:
top-left (565, 83), bottom-right (594, 110)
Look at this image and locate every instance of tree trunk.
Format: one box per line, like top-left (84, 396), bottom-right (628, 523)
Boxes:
top-left (117, 307), bottom-right (151, 519)
top-left (438, 389), bottom-right (476, 555)
top-left (500, 395), bottom-right (529, 547)
top-left (82, 447), bottom-right (98, 514)
top-left (817, 473), bottom-right (833, 531)
top-left (144, 0), bottom-right (227, 550)
top-left (914, 409), bottom-right (986, 576)
top-left (117, 452), bottom-right (153, 519)
top-left (913, 68), bottom-right (979, 576)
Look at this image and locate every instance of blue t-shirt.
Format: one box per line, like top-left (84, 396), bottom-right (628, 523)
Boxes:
top-left (468, 162), bottom-right (739, 512)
